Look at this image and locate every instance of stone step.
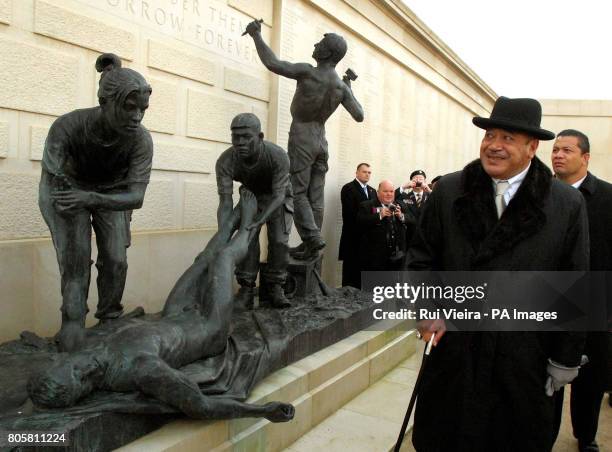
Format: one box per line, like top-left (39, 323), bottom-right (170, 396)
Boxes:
top-left (283, 343), bottom-right (424, 452)
top-left (117, 320), bottom-right (418, 452)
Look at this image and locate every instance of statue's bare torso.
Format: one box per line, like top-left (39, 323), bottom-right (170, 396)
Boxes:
top-left (290, 68), bottom-right (346, 124)
top-left (100, 312), bottom-right (222, 391)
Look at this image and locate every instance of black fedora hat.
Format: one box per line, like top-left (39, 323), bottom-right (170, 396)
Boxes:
top-left (472, 96), bottom-right (555, 141)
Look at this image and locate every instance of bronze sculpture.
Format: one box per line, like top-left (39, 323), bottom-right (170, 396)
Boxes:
top-left (215, 113), bottom-right (293, 309)
top-left (28, 188), bottom-right (295, 423)
top-left (244, 20), bottom-right (364, 260)
top-left (39, 53), bottom-right (153, 352)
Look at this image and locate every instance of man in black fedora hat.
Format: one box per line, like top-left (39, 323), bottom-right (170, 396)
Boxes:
top-left (405, 97), bottom-right (588, 451)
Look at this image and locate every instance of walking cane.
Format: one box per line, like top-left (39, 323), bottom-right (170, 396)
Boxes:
top-left (393, 333), bottom-right (435, 452)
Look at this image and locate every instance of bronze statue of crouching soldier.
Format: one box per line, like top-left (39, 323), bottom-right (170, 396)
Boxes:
top-left (216, 113), bottom-right (294, 309)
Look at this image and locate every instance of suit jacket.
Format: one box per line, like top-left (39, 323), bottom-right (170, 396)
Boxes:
top-left (579, 172), bottom-right (612, 389)
top-left (406, 157), bottom-right (589, 451)
top-left (394, 188), bottom-right (428, 244)
top-left (356, 198), bottom-right (407, 271)
top-left (395, 187), bottom-right (429, 218)
top-left (339, 179), bottom-right (376, 260)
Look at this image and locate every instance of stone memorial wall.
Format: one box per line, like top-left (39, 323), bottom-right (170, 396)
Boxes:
top-left (0, 0), bottom-right (499, 340)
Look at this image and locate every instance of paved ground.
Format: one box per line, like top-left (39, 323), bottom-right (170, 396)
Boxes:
top-left (401, 390), bottom-right (612, 451)
top-left (552, 390), bottom-right (611, 452)
top-left (283, 338), bottom-right (611, 452)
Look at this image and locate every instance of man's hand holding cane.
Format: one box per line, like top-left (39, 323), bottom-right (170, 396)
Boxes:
top-left (416, 319), bottom-right (446, 346)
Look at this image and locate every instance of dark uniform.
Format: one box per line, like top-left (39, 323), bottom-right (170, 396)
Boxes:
top-left (395, 188), bottom-right (428, 246)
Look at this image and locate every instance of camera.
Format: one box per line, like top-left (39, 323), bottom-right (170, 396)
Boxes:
top-left (388, 203), bottom-right (399, 211)
top-left (415, 181), bottom-right (422, 188)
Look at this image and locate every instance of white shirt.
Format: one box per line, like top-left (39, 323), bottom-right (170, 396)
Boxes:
top-left (571, 175), bottom-right (587, 189)
top-left (491, 162), bottom-right (531, 206)
top-left (356, 179), bottom-right (368, 189)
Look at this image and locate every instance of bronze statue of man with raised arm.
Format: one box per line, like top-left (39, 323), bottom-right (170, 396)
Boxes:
top-left (245, 20), bottom-right (364, 260)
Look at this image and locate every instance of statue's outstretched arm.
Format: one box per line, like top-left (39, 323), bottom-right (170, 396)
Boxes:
top-left (133, 355), bottom-right (294, 422)
top-left (245, 20), bottom-right (311, 80)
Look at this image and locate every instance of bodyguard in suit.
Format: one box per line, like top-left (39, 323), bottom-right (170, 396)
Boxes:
top-left (357, 180), bottom-right (407, 272)
top-left (395, 169), bottom-right (431, 245)
top-left (406, 97), bottom-right (587, 451)
top-left (339, 163), bottom-right (376, 288)
top-left (551, 129), bottom-right (612, 452)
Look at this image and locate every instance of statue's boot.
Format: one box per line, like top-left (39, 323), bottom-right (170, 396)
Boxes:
top-left (234, 284), bottom-right (255, 310)
top-left (291, 236), bottom-right (326, 261)
top-left (57, 319), bottom-right (85, 352)
top-left (269, 284), bottom-right (291, 308)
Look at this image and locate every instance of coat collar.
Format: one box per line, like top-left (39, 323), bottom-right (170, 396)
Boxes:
top-left (351, 179), bottom-right (364, 191)
top-left (352, 179), bottom-right (373, 198)
top-left (578, 171), bottom-right (597, 196)
top-left (453, 157), bottom-right (551, 266)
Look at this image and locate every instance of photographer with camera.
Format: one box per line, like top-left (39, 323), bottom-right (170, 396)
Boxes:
top-left (356, 180), bottom-right (407, 272)
top-left (395, 169), bottom-right (430, 245)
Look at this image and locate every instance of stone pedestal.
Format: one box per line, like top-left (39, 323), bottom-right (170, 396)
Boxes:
top-left (259, 255), bottom-right (323, 301)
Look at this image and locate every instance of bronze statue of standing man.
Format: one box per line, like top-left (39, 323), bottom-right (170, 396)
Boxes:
top-left (245, 20), bottom-right (364, 260)
top-left (39, 53), bottom-right (153, 352)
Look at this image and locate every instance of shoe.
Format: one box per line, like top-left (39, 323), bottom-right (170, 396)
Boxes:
top-left (291, 236), bottom-right (326, 261)
top-left (269, 284), bottom-right (291, 308)
top-left (234, 285), bottom-right (255, 310)
top-left (578, 440), bottom-right (599, 452)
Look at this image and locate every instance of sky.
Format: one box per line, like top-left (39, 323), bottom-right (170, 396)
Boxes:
top-left (401, 0), bottom-right (612, 100)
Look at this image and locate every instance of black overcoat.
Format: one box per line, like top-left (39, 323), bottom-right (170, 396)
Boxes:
top-left (579, 172), bottom-right (612, 390)
top-left (357, 198), bottom-right (407, 271)
top-left (406, 157), bottom-right (589, 452)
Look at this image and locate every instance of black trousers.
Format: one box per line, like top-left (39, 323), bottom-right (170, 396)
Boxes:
top-left (341, 257), bottom-right (361, 289)
top-left (552, 361), bottom-right (604, 445)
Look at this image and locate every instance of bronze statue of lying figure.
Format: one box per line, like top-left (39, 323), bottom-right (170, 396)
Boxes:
top-left (27, 188), bottom-right (295, 423)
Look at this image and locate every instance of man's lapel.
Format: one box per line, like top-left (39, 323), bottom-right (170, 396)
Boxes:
top-left (352, 179), bottom-right (368, 201)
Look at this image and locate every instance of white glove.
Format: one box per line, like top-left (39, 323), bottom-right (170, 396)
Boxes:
top-left (544, 359), bottom-right (579, 396)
